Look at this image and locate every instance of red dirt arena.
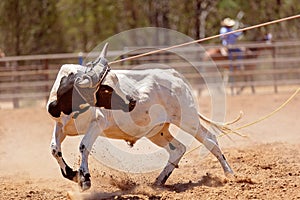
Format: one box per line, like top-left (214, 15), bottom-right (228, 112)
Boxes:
top-left (0, 88), bottom-right (299, 200)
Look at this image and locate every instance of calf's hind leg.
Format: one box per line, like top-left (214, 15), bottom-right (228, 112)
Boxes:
top-left (195, 125), bottom-right (233, 175)
top-left (148, 123), bottom-right (186, 185)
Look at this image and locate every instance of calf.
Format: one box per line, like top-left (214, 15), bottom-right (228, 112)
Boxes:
top-left (47, 44), bottom-right (233, 191)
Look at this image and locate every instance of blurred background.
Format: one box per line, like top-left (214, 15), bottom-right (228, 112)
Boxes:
top-left (0, 0), bottom-right (299, 108)
top-left (0, 0), bottom-right (299, 55)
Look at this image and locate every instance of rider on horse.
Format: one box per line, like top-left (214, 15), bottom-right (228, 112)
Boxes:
top-left (220, 17), bottom-right (243, 71)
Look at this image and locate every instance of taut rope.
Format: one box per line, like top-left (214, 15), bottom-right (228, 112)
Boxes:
top-left (108, 14), bottom-right (300, 65)
top-left (106, 14), bottom-right (300, 155)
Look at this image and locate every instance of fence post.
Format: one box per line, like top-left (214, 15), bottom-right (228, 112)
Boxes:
top-left (44, 59), bottom-right (49, 103)
top-left (272, 45), bottom-right (278, 93)
top-left (12, 61), bottom-right (19, 108)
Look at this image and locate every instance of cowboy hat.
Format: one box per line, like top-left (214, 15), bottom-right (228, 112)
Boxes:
top-left (221, 18), bottom-right (236, 27)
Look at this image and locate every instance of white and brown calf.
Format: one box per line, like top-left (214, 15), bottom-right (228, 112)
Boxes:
top-left (47, 47), bottom-right (233, 191)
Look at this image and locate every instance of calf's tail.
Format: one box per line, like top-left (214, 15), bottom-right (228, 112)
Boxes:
top-left (197, 111), bottom-right (246, 138)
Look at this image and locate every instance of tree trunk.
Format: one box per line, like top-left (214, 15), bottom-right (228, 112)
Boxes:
top-left (194, 0), bottom-right (201, 39)
top-left (14, 0), bottom-right (21, 55)
top-left (81, 0), bottom-right (88, 52)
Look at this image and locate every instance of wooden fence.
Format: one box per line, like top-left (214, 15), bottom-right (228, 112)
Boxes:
top-left (0, 40), bottom-right (300, 108)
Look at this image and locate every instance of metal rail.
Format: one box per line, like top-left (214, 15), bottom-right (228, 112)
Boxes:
top-left (0, 40), bottom-right (299, 108)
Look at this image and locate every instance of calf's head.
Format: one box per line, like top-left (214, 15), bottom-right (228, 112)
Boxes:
top-left (48, 72), bottom-right (135, 118)
top-left (48, 73), bottom-right (84, 118)
top-left (48, 43), bottom-right (135, 118)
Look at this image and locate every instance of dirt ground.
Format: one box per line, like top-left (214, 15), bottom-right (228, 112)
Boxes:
top-left (0, 89), bottom-right (300, 200)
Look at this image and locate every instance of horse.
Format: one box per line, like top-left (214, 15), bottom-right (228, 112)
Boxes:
top-left (203, 46), bottom-right (257, 95)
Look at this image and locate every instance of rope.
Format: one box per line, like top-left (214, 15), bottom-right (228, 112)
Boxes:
top-left (235, 87), bottom-right (300, 130)
top-left (108, 14), bottom-right (300, 65)
top-left (186, 87), bottom-right (300, 155)
top-left (106, 14), bottom-right (300, 157)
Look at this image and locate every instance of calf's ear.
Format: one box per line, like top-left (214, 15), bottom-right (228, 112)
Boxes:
top-left (48, 100), bottom-right (61, 118)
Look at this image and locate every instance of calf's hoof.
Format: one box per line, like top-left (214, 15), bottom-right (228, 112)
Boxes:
top-left (79, 179), bottom-right (91, 191)
top-left (61, 167), bottom-right (78, 183)
top-left (153, 178), bottom-right (166, 187)
top-left (224, 169), bottom-right (234, 179)
top-left (78, 171), bottom-right (91, 191)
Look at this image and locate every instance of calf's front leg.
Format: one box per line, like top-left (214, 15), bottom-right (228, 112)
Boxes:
top-left (50, 122), bottom-right (78, 182)
top-left (78, 120), bottom-right (101, 191)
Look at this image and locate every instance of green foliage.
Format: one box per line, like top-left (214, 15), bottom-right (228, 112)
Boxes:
top-left (0, 0), bottom-right (299, 55)
top-left (0, 0), bottom-right (66, 55)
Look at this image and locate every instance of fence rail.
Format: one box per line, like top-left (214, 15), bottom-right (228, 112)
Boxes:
top-left (0, 40), bottom-right (300, 108)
